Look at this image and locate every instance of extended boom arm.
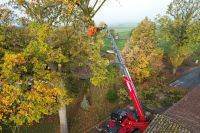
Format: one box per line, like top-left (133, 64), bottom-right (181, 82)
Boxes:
top-left (106, 28), bottom-right (146, 122)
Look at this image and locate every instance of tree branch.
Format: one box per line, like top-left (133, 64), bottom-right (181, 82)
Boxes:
top-left (91, 0), bottom-right (106, 18)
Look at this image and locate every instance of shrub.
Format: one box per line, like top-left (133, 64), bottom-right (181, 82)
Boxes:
top-left (140, 87), bottom-right (159, 104)
top-left (81, 95), bottom-right (90, 111)
top-left (106, 89), bottom-right (118, 102)
top-left (161, 88), bottom-right (187, 106)
top-left (117, 88), bottom-right (131, 104)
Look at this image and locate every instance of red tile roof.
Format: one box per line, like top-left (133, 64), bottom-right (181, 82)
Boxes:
top-left (144, 114), bottom-right (191, 133)
top-left (164, 87), bottom-right (200, 133)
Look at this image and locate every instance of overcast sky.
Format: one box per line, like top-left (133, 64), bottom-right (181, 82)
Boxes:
top-left (0, 0), bottom-right (8, 4)
top-left (94, 0), bottom-right (172, 25)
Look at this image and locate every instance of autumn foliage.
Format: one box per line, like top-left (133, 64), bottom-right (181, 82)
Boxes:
top-left (123, 18), bottom-right (163, 82)
top-left (0, 0), bottom-right (108, 131)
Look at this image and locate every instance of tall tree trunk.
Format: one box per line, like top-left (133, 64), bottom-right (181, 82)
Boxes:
top-left (172, 67), bottom-right (177, 75)
top-left (11, 126), bottom-right (16, 133)
top-left (58, 64), bottom-right (68, 133)
top-left (11, 126), bottom-right (19, 133)
top-left (48, 63), bottom-right (69, 133)
top-left (59, 105), bottom-right (68, 133)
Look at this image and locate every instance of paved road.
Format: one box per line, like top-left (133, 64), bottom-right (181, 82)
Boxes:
top-left (170, 67), bottom-right (200, 89)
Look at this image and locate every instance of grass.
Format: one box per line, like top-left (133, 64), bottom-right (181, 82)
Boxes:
top-left (2, 115), bottom-right (60, 133)
top-left (23, 115), bottom-right (59, 133)
top-left (68, 66), bottom-right (124, 133)
top-left (68, 85), bottom-right (124, 133)
top-left (110, 27), bottom-right (133, 33)
top-left (103, 27), bottom-right (133, 51)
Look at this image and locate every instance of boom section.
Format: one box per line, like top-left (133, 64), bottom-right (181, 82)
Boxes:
top-left (106, 29), bottom-right (146, 122)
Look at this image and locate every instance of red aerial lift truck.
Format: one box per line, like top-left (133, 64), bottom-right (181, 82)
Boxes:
top-left (87, 24), bottom-right (150, 132)
top-left (104, 26), bottom-right (149, 133)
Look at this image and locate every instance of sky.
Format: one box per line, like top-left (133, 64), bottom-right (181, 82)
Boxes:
top-left (0, 0), bottom-right (8, 4)
top-left (93, 0), bottom-right (173, 26)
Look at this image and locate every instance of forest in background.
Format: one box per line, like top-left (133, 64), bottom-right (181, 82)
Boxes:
top-left (0, 0), bottom-right (199, 133)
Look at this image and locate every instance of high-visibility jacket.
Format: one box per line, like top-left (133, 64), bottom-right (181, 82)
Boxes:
top-left (87, 26), bottom-right (97, 36)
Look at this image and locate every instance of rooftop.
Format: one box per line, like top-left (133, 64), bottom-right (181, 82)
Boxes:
top-left (144, 114), bottom-right (191, 133)
top-left (164, 87), bottom-right (200, 132)
top-left (145, 86), bottom-right (200, 133)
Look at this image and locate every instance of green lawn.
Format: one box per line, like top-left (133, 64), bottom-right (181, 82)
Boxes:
top-left (103, 27), bottom-right (133, 51)
top-left (2, 116), bottom-right (59, 133)
top-left (111, 27), bottom-right (133, 33)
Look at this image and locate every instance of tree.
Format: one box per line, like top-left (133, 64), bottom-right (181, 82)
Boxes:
top-left (0, 5), bottom-right (28, 55)
top-left (0, 1), bottom-right (108, 132)
top-left (156, 0), bottom-right (200, 75)
top-left (0, 4), bottom-right (16, 26)
top-left (49, 25), bottom-right (108, 132)
top-left (0, 23), bottom-right (72, 132)
top-left (187, 21), bottom-right (200, 61)
top-left (76, 0), bottom-right (107, 26)
top-left (13, 0), bottom-right (108, 27)
top-left (13, 0), bottom-right (80, 26)
top-left (123, 17), bottom-right (163, 83)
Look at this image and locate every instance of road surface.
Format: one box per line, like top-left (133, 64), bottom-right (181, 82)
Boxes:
top-left (170, 67), bottom-right (200, 89)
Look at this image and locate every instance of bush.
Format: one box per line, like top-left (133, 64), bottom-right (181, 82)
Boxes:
top-left (106, 89), bottom-right (118, 102)
top-left (161, 88), bottom-right (187, 106)
top-left (81, 95), bottom-right (90, 111)
top-left (118, 88), bottom-right (131, 104)
top-left (140, 87), bottom-right (159, 104)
